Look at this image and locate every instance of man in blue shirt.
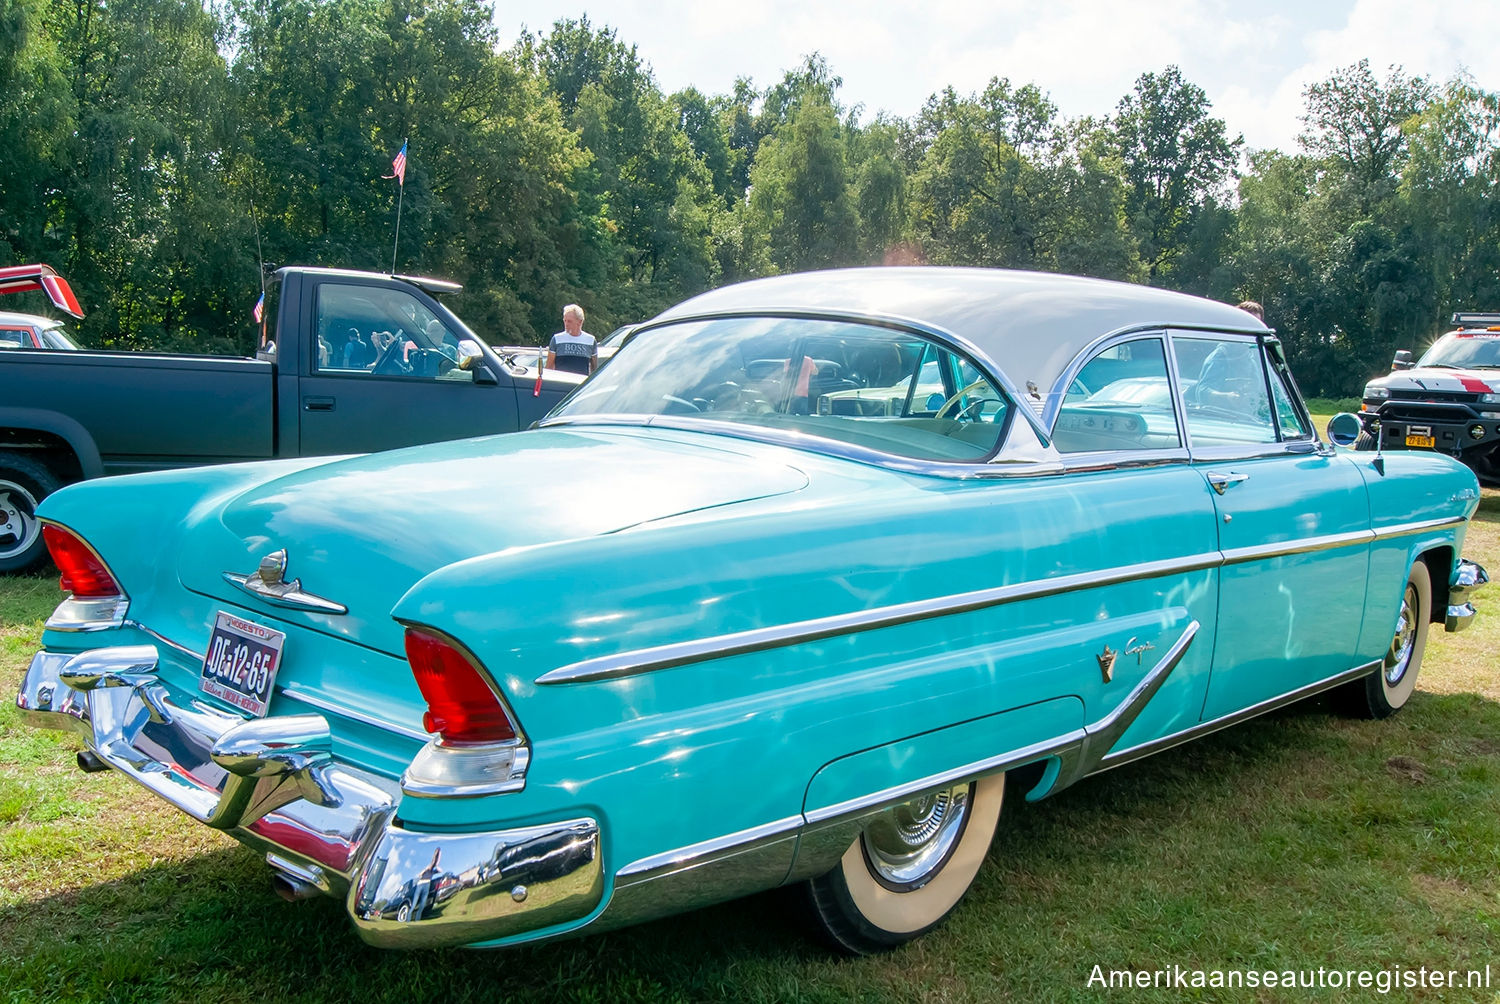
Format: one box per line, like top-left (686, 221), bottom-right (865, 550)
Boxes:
top-left (547, 304), bottom-right (597, 376)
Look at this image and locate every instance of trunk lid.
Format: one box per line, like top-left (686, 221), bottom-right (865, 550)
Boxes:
top-left (175, 426), bottom-right (809, 656)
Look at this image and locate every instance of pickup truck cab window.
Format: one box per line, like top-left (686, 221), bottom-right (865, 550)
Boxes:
top-left (556, 317), bottom-right (1013, 462)
top-left (314, 283), bottom-right (472, 383)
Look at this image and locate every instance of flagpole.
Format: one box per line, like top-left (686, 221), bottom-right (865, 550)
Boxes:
top-left (391, 137), bottom-right (407, 275)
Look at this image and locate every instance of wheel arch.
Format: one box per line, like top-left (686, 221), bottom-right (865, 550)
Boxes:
top-left (1416, 545), bottom-right (1454, 625)
top-left (0, 407), bottom-right (104, 483)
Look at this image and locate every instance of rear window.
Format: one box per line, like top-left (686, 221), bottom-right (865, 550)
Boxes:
top-left (555, 317), bottom-right (1013, 462)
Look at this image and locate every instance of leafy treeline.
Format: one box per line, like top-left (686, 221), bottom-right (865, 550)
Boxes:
top-left (3, 0), bottom-right (1498, 393)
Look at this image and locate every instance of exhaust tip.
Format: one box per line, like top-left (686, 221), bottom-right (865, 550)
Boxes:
top-left (270, 871), bottom-right (323, 902)
top-left (76, 750), bottom-right (109, 773)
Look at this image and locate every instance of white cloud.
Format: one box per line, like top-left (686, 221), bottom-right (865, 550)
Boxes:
top-left (493, 0), bottom-right (1500, 153)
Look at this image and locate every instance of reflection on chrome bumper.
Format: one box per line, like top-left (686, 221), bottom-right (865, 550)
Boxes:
top-left (1446, 558), bottom-right (1488, 633)
top-left (16, 645), bottom-right (602, 949)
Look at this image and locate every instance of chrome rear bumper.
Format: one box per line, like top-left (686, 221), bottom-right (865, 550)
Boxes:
top-left (16, 645), bottom-right (602, 949)
top-left (1446, 558), bottom-right (1488, 632)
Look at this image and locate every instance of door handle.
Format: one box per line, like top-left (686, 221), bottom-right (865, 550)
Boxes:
top-left (1207, 471), bottom-right (1249, 495)
top-left (303, 396), bottom-right (335, 412)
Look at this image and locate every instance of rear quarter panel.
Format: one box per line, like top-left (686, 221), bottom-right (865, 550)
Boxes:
top-left (391, 459), bottom-right (1222, 880)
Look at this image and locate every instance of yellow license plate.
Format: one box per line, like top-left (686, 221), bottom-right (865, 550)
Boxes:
top-left (1405, 434), bottom-right (1435, 448)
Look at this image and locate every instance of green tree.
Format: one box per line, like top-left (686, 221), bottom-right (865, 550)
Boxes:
top-left (1110, 66), bottom-right (1241, 284)
top-left (0, 0), bottom-right (73, 266)
top-left (908, 80), bottom-right (1134, 278)
top-left (744, 97), bottom-right (857, 273)
top-left (1300, 59), bottom-right (1432, 209)
top-left (531, 17), bottom-right (717, 322)
top-left (46, 0), bottom-right (248, 350)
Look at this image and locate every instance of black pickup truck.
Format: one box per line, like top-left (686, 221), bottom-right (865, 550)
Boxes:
top-left (0, 266), bottom-right (581, 572)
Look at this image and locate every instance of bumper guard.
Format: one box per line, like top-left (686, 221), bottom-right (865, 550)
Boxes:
top-left (1446, 558), bottom-right (1488, 632)
top-left (16, 645), bottom-right (602, 948)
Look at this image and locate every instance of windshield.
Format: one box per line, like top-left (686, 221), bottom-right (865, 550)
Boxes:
top-left (1418, 333), bottom-right (1500, 369)
top-left (553, 317), bottom-right (1012, 462)
top-left (39, 323), bottom-right (81, 350)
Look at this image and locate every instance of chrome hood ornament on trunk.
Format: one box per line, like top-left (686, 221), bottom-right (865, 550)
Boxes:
top-left (223, 549), bottom-right (348, 615)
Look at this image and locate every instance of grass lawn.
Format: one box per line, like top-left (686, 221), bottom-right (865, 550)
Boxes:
top-left (1, 475), bottom-right (1497, 1002)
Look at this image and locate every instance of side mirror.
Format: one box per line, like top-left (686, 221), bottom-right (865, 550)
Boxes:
top-left (473, 363), bottom-right (499, 386)
top-left (456, 338), bottom-right (484, 371)
top-left (1326, 412), bottom-right (1364, 448)
top-left (1391, 350), bottom-right (1414, 371)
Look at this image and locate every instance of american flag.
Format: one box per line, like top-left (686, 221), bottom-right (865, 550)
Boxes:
top-left (386, 140), bottom-right (408, 186)
top-left (252, 291), bottom-right (265, 323)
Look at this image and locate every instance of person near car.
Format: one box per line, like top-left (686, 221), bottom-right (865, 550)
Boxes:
top-left (1237, 300), bottom-right (1264, 321)
top-left (342, 328), bottom-right (373, 368)
top-left (547, 304), bottom-right (597, 376)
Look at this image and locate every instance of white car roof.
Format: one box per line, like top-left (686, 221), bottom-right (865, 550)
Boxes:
top-left (653, 267), bottom-right (1267, 410)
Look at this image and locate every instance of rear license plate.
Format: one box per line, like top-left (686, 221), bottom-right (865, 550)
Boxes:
top-left (1405, 434), bottom-right (1435, 448)
top-left (199, 611), bottom-right (285, 717)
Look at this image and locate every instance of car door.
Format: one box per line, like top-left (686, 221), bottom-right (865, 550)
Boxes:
top-left (1170, 332), bottom-right (1371, 720)
top-left (1051, 332), bottom-right (1222, 752)
top-left (296, 279), bottom-right (523, 456)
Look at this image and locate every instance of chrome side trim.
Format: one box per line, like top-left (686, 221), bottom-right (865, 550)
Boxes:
top-left (1097, 660), bottom-right (1380, 771)
top-left (1220, 528), bottom-right (1374, 565)
top-left (1371, 515), bottom-right (1468, 541)
top-left (536, 551), bottom-right (1221, 684)
top-left (616, 814), bottom-right (804, 883)
top-left (618, 623), bottom-right (1200, 889)
top-left (802, 730), bottom-right (1085, 828)
top-left (539, 513), bottom-right (1467, 686)
top-left (277, 687), bottom-right (431, 743)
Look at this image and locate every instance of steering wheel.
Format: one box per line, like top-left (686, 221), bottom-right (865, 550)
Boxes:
top-left (699, 381), bottom-right (744, 411)
top-left (371, 335), bottom-right (409, 375)
top-left (660, 394), bottom-right (701, 414)
top-left (936, 379), bottom-right (997, 420)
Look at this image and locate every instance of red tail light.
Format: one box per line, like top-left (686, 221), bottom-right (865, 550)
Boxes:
top-left (404, 628), bottom-right (519, 745)
top-left (42, 525), bottom-right (122, 597)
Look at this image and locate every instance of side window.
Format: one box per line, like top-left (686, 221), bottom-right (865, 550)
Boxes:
top-left (1268, 365), bottom-right (1310, 439)
top-left (1053, 337), bottom-right (1181, 454)
top-left (313, 283), bottom-right (473, 383)
top-left (1174, 336), bottom-right (1275, 446)
top-left (0, 326), bottom-right (35, 349)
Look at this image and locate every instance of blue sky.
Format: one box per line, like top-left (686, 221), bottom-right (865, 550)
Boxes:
top-left (493, 0), bottom-right (1499, 153)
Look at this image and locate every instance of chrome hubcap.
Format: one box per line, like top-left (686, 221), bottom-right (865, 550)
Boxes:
top-left (0, 481), bottom-right (40, 560)
top-left (861, 782), bottom-right (972, 888)
top-left (1385, 582), bottom-right (1418, 686)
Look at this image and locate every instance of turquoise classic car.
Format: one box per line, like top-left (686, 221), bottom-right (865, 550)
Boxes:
top-left (16, 268), bottom-right (1488, 954)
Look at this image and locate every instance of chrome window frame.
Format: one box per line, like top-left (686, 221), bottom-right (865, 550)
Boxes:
top-left (1048, 329), bottom-right (1189, 467)
top-left (1164, 329), bottom-right (1323, 462)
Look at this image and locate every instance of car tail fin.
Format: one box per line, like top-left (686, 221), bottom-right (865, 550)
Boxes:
top-left (0, 264), bottom-right (84, 318)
